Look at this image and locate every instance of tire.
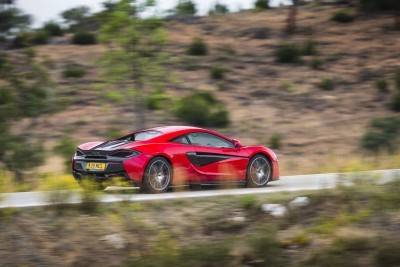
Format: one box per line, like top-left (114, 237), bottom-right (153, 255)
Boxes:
top-left (141, 157), bottom-right (172, 194)
top-left (246, 155), bottom-right (272, 188)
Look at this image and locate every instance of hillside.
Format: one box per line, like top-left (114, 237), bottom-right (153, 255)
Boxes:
top-left (11, 5), bottom-right (400, 175)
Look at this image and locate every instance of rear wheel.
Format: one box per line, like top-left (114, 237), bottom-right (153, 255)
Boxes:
top-left (141, 157), bottom-right (172, 194)
top-left (246, 155), bottom-right (272, 188)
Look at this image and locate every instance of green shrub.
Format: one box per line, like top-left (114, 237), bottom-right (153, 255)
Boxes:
top-left (331, 10), bottom-right (355, 23)
top-left (187, 37), bottom-right (208, 56)
top-left (391, 93), bottom-right (400, 112)
top-left (210, 65), bottom-right (225, 80)
top-left (360, 116), bottom-right (400, 153)
top-left (72, 31), bottom-right (97, 45)
top-left (275, 43), bottom-right (301, 63)
top-left (63, 65), bottom-right (86, 78)
top-left (104, 91), bottom-right (123, 103)
top-left (269, 134), bottom-right (282, 149)
top-left (175, 0), bottom-right (197, 16)
top-left (12, 32), bottom-right (32, 48)
top-left (310, 58), bottom-right (323, 70)
top-left (146, 93), bottom-right (172, 110)
top-left (255, 0), bottom-right (270, 10)
top-left (374, 79), bottom-right (389, 93)
top-left (43, 21), bottom-right (64, 36)
top-left (31, 30), bottom-right (49, 45)
top-left (53, 136), bottom-right (77, 172)
top-left (302, 40), bottom-right (317, 56)
top-left (318, 79), bottom-right (335, 90)
top-left (209, 3), bottom-right (229, 15)
top-left (221, 44), bottom-right (236, 55)
top-left (175, 92), bottom-right (229, 127)
top-left (240, 195), bottom-right (257, 210)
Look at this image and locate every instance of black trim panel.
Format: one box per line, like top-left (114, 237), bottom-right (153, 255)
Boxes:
top-left (186, 152), bottom-right (246, 167)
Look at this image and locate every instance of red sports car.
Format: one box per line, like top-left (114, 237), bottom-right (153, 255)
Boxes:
top-left (72, 126), bottom-right (279, 193)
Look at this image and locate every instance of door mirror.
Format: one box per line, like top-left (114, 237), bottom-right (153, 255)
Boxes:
top-left (233, 139), bottom-right (243, 148)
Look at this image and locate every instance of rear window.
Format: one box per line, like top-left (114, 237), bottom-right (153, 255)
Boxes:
top-left (133, 130), bottom-right (163, 141)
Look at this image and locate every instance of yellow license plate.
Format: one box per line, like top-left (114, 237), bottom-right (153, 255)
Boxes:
top-left (86, 162), bottom-right (106, 171)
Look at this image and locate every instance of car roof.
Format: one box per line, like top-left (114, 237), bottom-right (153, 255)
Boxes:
top-left (141, 125), bottom-right (231, 142)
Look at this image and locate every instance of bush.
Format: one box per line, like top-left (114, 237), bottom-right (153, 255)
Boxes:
top-left (43, 21), bottom-right (64, 36)
top-left (302, 40), bottom-right (317, 56)
top-left (310, 58), bottom-right (323, 70)
top-left (318, 79), bottom-right (335, 90)
top-left (31, 30), bottom-right (49, 45)
top-left (175, 0), bottom-right (197, 16)
top-left (209, 3), bottom-right (229, 15)
top-left (374, 79), bottom-right (389, 93)
top-left (391, 93), bottom-right (400, 112)
top-left (72, 31), bottom-right (97, 45)
top-left (187, 37), bottom-right (208, 56)
top-left (269, 134), bottom-right (282, 149)
top-left (255, 0), bottom-right (270, 10)
top-left (331, 10), bottom-right (355, 23)
top-left (210, 65), bottom-right (225, 80)
top-left (275, 43), bottom-right (301, 63)
top-left (12, 32), bottom-right (32, 48)
top-left (175, 92), bottom-right (229, 127)
top-left (146, 93), bottom-right (172, 110)
top-left (63, 65), bottom-right (86, 78)
top-left (360, 116), bottom-right (400, 153)
top-left (53, 136), bottom-right (77, 171)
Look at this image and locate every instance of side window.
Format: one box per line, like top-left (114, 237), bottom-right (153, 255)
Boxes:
top-left (171, 135), bottom-right (190, 145)
top-left (187, 132), bottom-right (234, 148)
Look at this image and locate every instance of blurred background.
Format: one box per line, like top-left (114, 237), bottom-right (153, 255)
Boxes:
top-left (0, 0), bottom-right (399, 189)
top-left (0, 0), bottom-right (400, 265)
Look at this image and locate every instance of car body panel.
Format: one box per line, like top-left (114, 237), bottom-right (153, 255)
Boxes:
top-left (72, 126), bottom-right (279, 186)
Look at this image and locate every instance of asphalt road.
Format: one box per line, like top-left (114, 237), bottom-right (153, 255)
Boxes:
top-left (0, 169), bottom-right (399, 208)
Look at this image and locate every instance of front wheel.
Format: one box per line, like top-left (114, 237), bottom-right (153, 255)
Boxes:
top-left (246, 155), bottom-right (272, 188)
top-left (141, 157), bottom-right (172, 194)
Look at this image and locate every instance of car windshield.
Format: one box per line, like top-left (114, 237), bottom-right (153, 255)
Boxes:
top-left (132, 130), bottom-right (163, 141)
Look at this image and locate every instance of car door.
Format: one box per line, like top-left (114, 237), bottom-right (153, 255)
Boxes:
top-left (186, 132), bottom-right (249, 183)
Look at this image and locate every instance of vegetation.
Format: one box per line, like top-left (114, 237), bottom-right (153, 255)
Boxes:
top-left (331, 10), bottom-right (355, 23)
top-left (175, 92), bottom-right (229, 127)
top-left (310, 58), bottom-right (323, 70)
top-left (0, 50), bottom-right (53, 183)
top-left (100, 1), bottom-right (168, 128)
top-left (269, 134), bottom-right (282, 149)
top-left (375, 79), bottom-right (389, 93)
top-left (360, 116), bottom-right (400, 154)
top-left (275, 43), bottom-right (301, 63)
top-left (174, 0), bottom-right (197, 16)
top-left (209, 64), bottom-right (226, 80)
top-left (318, 79), bottom-right (335, 90)
top-left (43, 21), bottom-right (64, 36)
top-left (72, 31), bottom-right (97, 45)
top-left (53, 136), bottom-right (77, 171)
top-left (187, 37), bottom-right (208, 56)
top-left (209, 2), bottom-right (229, 15)
top-left (301, 40), bottom-right (317, 56)
top-left (63, 65), bottom-right (86, 78)
top-left (254, 0), bottom-right (270, 10)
